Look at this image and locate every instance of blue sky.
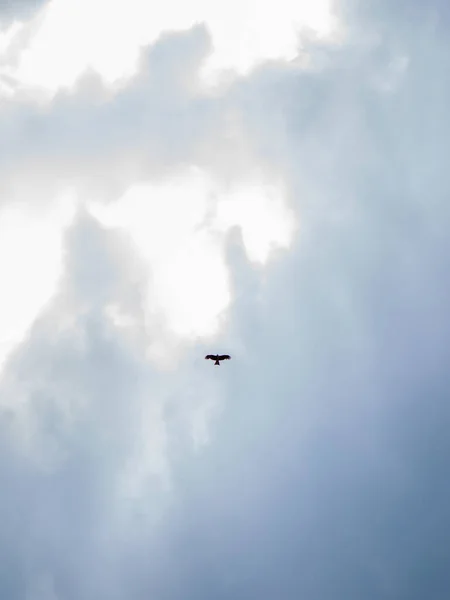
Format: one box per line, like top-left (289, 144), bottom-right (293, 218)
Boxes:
top-left (1, 0), bottom-right (450, 598)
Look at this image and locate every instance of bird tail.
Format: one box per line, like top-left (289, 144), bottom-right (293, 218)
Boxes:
top-left (214, 360), bottom-right (220, 365)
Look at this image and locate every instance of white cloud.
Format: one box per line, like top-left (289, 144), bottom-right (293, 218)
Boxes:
top-left (213, 178), bottom-right (296, 264)
top-left (0, 0), bottom-right (339, 99)
top-left (0, 191), bottom-right (76, 371)
top-left (90, 166), bottom-right (295, 362)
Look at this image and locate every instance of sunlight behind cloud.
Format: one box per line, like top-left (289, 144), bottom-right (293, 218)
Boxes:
top-left (0, 192), bottom-right (76, 373)
top-left (89, 168), bottom-right (230, 347)
top-left (214, 180), bottom-right (296, 264)
top-left (90, 167), bottom-right (295, 358)
top-left (199, 0), bottom-right (337, 84)
top-left (1, 0), bottom-right (337, 97)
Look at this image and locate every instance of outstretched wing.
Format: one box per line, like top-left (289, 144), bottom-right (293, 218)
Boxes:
top-left (218, 355), bottom-right (231, 360)
top-left (205, 355), bottom-right (215, 360)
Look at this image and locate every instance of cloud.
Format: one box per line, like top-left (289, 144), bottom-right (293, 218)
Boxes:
top-left (0, 24), bottom-right (296, 367)
top-left (0, 0), bottom-right (47, 25)
top-left (0, 0), bottom-right (336, 97)
top-left (161, 4), bottom-right (450, 598)
top-left (1, 0), bottom-right (450, 598)
top-left (0, 210), bottom-right (224, 598)
top-left (0, 193), bottom-right (75, 369)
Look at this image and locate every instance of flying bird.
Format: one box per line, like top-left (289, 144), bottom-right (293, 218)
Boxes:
top-left (205, 354), bottom-right (231, 366)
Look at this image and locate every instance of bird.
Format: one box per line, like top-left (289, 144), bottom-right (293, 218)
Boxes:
top-left (205, 354), bottom-right (231, 366)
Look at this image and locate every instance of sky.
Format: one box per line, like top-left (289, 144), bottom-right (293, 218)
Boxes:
top-left (1, 0), bottom-right (450, 598)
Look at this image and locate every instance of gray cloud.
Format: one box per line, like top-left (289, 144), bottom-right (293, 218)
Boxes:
top-left (0, 211), bottom-right (222, 598)
top-left (0, 23), bottom-right (284, 210)
top-left (0, 25), bottom-right (220, 207)
top-left (0, 0), bottom-right (47, 25)
top-left (154, 3), bottom-right (450, 599)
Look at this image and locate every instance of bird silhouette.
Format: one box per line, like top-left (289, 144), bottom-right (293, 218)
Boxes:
top-left (205, 354), bottom-right (231, 366)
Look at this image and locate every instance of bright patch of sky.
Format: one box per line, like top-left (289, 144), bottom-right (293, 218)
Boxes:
top-left (90, 167), bottom-right (295, 355)
top-left (0, 0), bottom-right (338, 97)
top-left (0, 192), bottom-right (76, 370)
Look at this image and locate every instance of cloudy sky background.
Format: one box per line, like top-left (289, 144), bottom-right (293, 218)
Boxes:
top-left (1, 0), bottom-right (450, 598)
